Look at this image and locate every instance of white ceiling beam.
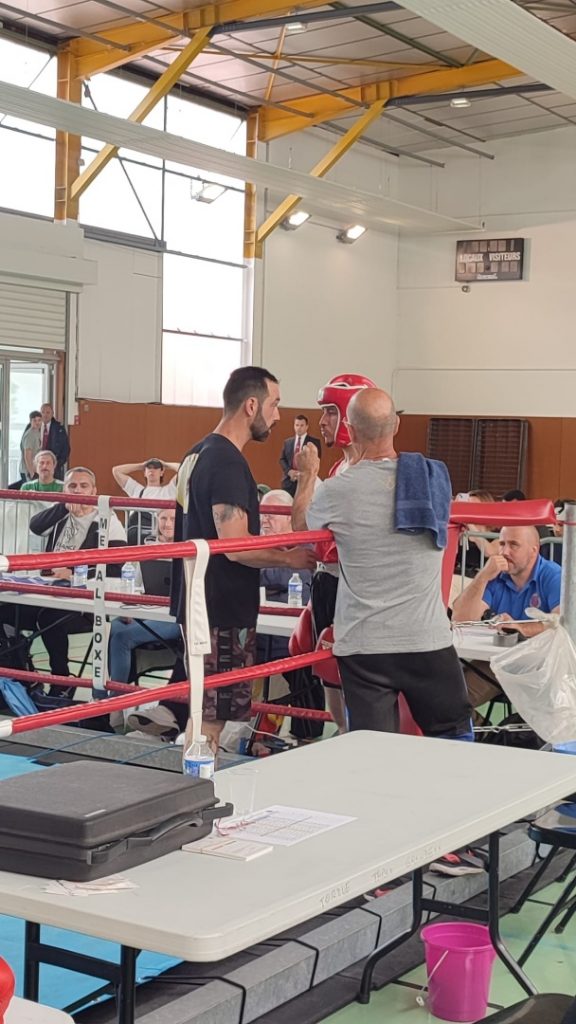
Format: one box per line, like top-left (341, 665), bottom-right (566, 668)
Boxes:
top-left (0, 80), bottom-right (477, 233)
top-left (398, 0), bottom-right (576, 101)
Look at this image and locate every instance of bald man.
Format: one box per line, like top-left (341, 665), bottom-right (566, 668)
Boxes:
top-left (453, 525), bottom-right (562, 711)
top-left (303, 388), bottom-right (472, 739)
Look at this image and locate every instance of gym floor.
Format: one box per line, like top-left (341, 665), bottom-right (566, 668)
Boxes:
top-left (325, 878), bottom-right (576, 1022)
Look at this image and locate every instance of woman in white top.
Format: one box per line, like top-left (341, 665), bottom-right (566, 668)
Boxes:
top-left (112, 457), bottom-right (179, 501)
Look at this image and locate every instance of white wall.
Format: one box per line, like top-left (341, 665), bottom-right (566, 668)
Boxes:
top-left (394, 127), bottom-right (576, 415)
top-left (0, 211), bottom-right (96, 290)
top-left (0, 213), bottom-right (162, 410)
top-left (253, 131), bottom-right (400, 405)
top-left (77, 239), bottom-right (162, 404)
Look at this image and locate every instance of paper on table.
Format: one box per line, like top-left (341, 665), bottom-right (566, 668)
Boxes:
top-left (219, 805), bottom-right (356, 847)
top-left (183, 836), bottom-right (273, 860)
top-left (43, 875), bottom-right (139, 897)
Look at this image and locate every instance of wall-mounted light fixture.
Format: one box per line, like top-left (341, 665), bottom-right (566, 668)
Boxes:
top-left (281, 210), bottom-right (311, 230)
top-left (190, 179), bottom-right (227, 203)
top-left (336, 224), bottom-right (366, 244)
top-left (286, 20), bottom-right (307, 33)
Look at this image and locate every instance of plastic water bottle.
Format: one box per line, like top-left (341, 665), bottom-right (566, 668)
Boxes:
top-left (72, 564), bottom-right (88, 588)
top-left (183, 735), bottom-right (215, 780)
top-left (121, 562), bottom-right (137, 595)
top-left (288, 572), bottom-right (303, 607)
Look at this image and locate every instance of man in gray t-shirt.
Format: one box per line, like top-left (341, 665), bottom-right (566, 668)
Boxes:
top-left (304, 389), bottom-right (472, 739)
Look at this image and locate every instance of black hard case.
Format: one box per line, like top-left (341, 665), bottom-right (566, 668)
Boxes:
top-left (0, 761), bottom-right (230, 881)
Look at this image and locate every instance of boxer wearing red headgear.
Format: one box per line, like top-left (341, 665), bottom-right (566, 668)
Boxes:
top-left (292, 373), bottom-right (378, 732)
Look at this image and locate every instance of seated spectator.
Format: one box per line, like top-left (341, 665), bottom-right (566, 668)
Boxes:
top-left (21, 451), bottom-right (63, 493)
top-left (113, 457), bottom-right (179, 544)
top-left (258, 490), bottom-right (321, 741)
top-left (0, 467), bottom-right (126, 697)
top-left (549, 499), bottom-right (573, 566)
top-left (462, 489), bottom-right (499, 571)
top-left (258, 490), bottom-right (312, 616)
top-left (502, 489), bottom-right (526, 501)
top-left (19, 411), bottom-right (42, 482)
top-left (452, 525), bottom-right (561, 712)
top-left (109, 509), bottom-right (181, 683)
top-left (112, 458), bottom-right (179, 501)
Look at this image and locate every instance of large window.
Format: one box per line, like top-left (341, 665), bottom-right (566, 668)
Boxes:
top-left (76, 75), bottom-right (247, 405)
top-left (0, 40), bottom-right (248, 406)
top-left (0, 37), bottom-right (56, 217)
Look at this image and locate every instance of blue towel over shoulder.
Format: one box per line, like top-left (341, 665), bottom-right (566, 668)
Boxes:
top-left (394, 451), bottom-right (452, 549)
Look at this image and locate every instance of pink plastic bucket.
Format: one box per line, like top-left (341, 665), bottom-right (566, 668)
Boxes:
top-left (421, 922), bottom-right (496, 1022)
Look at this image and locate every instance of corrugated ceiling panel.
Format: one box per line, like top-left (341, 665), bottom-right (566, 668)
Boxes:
top-left (398, 0), bottom-right (576, 101)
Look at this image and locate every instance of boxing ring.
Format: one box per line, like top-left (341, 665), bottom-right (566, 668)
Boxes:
top-left (0, 490), bottom-right (562, 745)
top-left (0, 490), bottom-right (572, 1024)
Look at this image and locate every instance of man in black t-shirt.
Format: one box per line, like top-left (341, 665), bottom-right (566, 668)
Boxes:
top-left (170, 366), bottom-right (316, 752)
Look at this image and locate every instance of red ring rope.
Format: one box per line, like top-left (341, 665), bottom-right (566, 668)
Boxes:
top-left (0, 650), bottom-right (333, 736)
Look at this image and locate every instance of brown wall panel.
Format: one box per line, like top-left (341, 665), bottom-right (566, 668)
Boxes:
top-left (69, 400), bottom-right (340, 497)
top-left (526, 418), bottom-right (563, 501)
top-left (558, 419), bottom-right (576, 501)
top-left (68, 401), bottom-right (576, 502)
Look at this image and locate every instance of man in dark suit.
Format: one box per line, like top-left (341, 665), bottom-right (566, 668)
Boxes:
top-left (40, 403), bottom-right (70, 479)
top-left (279, 414), bottom-right (321, 496)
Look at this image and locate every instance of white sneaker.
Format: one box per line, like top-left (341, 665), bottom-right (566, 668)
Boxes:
top-left (125, 706), bottom-right (179, 737)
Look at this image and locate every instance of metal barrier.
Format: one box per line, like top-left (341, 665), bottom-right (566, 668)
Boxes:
top-left (0, 495), bottom-right (170, 554)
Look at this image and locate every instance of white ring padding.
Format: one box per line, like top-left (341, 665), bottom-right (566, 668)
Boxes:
top-left (184, 539), bottom-right (211, 744)
top-left (0, 555), bottom-right (8, 573)
top-left (0, 720), bottom-right (14, 738)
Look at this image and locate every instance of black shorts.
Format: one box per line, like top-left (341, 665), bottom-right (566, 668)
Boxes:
top-left (337, 645), bottom-right (472, 738)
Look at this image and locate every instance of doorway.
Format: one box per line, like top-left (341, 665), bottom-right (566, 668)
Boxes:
top-left (0, 355), bottom-right (55, 486)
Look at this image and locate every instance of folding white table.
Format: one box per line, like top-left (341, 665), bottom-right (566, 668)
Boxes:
top-left (2, 732), bottom-right (576, 1024)
top-left (5, 997), bottom-right (73, 1022)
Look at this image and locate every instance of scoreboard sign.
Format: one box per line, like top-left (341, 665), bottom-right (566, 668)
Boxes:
top-left (455, 238), bottom-right (525, 282)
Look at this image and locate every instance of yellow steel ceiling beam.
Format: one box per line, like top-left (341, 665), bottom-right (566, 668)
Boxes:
top-left (258, 58), bottom-right (521, 140)
top-left (70, 28), bottom-right (211, 201)
top-left (71, 0), bottom-right (326, 78)
top-left (256, 98), bottom-right (387, 247)
top-left (244, 110), bottom-right (259, 260)
top-left (54, 47), bottom-right (82, 222)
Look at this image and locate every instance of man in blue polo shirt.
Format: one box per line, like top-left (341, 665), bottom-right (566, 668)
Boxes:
top-left (453, 525), bottom-right (561, 711)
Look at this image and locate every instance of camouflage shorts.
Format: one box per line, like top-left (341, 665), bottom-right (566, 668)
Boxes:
top-left (202, 626), bottom-right (255, 723)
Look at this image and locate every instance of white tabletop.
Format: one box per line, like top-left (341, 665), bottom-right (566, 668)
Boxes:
top-left (5, 997), bottom-right (73, 1022)
top-left (0, 732), bottom-right (575, 963)
top-left (453, 624), bottom-right (506, 662)
top-left (0, 586), bottom-right (173, 624)
top-left (0, 587), bottom-right (294, 636)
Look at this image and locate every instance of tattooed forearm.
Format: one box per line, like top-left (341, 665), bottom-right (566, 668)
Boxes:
top-left (213, 504), bottom-right (245, 526)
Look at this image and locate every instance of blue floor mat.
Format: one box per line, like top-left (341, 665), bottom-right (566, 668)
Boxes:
top-left (0, 753), bottom-right (181, 1013)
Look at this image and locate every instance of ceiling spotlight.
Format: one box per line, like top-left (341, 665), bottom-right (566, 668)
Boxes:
top-left (336, 224), bottom-right (366, 244)
top-left (450, 96), bottom-right (471, 109)
top-left (190, 180), bottom-right (227, 203)
top-left (281, 210), bottom-right (311, 230)
top-left (286, 20), bottom-right (307, 32)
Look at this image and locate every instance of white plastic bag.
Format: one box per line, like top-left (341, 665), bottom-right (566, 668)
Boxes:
top-left (491, 624), bottom-right (576, 744)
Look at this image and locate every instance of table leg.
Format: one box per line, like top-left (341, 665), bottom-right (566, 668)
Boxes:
top-left (117, 946), bottom-right (137, 1024)
top-left (358, 868), bottom-right (423, 1003)
top-left (23, 921), bottom-right (40, 1001)
top-left (488, 832), bottom-right (536, 996)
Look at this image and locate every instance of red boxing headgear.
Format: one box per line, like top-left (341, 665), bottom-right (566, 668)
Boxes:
top-left (317, 373), bottom-right (377, 447)
top-left (0, 957), bottom-right (14, 1024)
